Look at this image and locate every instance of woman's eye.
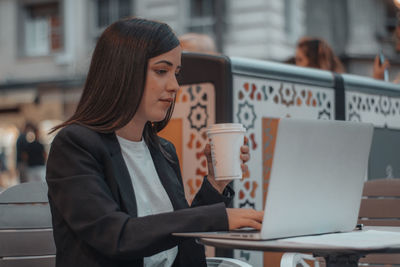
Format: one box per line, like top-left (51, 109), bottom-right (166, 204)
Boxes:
top-left (155, 69), bottom-right (167, 75)
top-left (175, 72), bottom-right (180, 77)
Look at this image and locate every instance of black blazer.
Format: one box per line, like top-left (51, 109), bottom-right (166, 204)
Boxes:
top-left (46, 124), bottom-right (233, 267)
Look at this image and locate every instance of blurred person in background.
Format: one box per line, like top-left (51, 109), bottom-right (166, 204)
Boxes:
top-left (284, 56), bottom-right (296, 65)
top-left (0, 147), bottom-right (7, 173)
top-left (372, 54), bottom-right (400, 83)
top-left (15, 122), bottom-right (35, 183)
top-left (46, 17), bottom-right (263, 267)
top-left (21, 123), bottom-right (46, 182)
top-left (0, 147), bottom-right (7, 190)
top-left (372, 14), bottom-right (400, 83)
top-left (373, 54), bottom-right (390, 80)
top-left (179, 32), bottom-right (218, 54)
top-left (295, 37), bottom-right (345, 73)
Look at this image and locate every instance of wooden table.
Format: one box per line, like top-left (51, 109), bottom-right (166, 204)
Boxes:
top-left (198, 226), bottom-right (400, 267)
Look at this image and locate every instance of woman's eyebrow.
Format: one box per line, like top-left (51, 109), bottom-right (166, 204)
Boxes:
top-left (154, 60), bottom-right (173, 66)
top-left (154, 60), bottom-right (182, 70)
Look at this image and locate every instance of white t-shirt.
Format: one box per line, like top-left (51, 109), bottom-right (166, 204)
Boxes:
top-left (117, 136), bottom-right (178, 267)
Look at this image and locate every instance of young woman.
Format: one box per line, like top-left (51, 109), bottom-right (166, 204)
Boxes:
top-left (295, 37), bottom-right (345, 73)
top-left (46, 17), bottom-right (263, 267)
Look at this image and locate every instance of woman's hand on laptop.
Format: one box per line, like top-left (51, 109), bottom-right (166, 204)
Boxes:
top-left (204, 136), bottom-right (250, 194)
top-left (226, 208), bottom-right (264, 230)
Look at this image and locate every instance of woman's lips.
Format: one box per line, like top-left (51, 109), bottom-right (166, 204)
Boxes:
top-left (159, 97), bottom-right (173, 103)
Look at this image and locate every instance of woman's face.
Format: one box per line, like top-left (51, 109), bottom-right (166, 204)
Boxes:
top-left (295, 47), bottom-right (309, 67)
top-left (134, 45), bottom-right (182, 124)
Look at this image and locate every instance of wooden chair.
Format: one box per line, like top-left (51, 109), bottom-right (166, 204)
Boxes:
top-left (358, 178), bottom-right (400, 266)
top-left (0, 182), bottom-right (55, 267)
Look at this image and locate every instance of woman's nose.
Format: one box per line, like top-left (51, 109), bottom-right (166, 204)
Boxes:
top-left (167, 74), bottom-right (180, 93)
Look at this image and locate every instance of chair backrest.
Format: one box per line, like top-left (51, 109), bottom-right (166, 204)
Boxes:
top-left (0, 182), bottom-right (56, 267)
top-left (358, 178), bottom-right (400, 227)
top-left (358, 178), bottom-right (400, 265)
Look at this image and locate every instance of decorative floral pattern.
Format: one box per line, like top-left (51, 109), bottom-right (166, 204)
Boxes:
top-left (165, 83), bottom-right (215, 203)
top-left (236, 101), bottom-right (257, 130)
top-left (346, 91), bottom-right (400, 129)
top-left (188, 103), bottom-right (209, 131)
top-left (279, 84), bottom-right (297, 107)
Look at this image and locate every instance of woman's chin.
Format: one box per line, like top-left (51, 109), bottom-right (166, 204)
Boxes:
top-left (150, 113), bottom-right (169, 123)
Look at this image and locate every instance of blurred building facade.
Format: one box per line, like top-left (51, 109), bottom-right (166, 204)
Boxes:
top-left (0, 0), bottom-right (399, 187)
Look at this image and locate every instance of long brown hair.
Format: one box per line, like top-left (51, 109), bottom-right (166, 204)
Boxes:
top-left (52, 17), bottom-right (180, 150)
top-left (297, 37), bottom-right (345, 73)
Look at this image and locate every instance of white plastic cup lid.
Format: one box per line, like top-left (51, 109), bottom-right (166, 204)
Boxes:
top-left (207, 123), bottom-right (246, 134)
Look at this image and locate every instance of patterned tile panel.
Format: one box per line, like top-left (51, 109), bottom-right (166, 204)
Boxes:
top-left (159, 83), bottom-right (215, 202)
top-left (346, 91), bottom-right (400, 129)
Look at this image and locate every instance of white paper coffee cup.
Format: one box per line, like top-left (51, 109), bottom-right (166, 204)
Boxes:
top-left (206, 123), bottom-right (246, 180)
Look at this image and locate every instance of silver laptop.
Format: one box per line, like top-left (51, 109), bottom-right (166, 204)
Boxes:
top-left (174, 118), bottom-right (374, 240)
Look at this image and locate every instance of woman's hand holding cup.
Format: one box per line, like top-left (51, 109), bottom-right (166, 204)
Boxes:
top-left (204, 133), bottom-right (250, 194)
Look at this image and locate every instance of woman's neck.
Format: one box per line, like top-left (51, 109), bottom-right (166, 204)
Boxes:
top-left (115, 118), bottom-right (146, 142)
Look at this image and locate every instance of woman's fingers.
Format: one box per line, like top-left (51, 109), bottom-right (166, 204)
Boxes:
top-left (204, 143), bottom-right (213, 171)
top-left (245, 219), bottom-right (263, 230)
top-left (240, 153), bottom-right (250, 162)
top-left (226, 208), bottom-right (264, 230)
top-left (241, 163), bottom-right (248, 173)
top-left (247, 208), bottom-right (264, 222)
top-left (240, 140), bottom-right (250, 165)
top-left (240, 145), bottom-right (249, 153)
top-left (204, 143), bottom-right (211, 157)
top-left (240, 143), bottom-right (250, 173)
top-left (241, 137), bottom-right (249, 161)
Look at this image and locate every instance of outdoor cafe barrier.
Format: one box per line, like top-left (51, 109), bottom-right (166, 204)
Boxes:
top-left (158, 52), bottom-right (400, 266)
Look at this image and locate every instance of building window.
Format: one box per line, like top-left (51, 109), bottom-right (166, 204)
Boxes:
top-left (380, 0), bottom-right (399, 51)
top-left (284, 0), bottom-right (294, 36)
top-left (186, 0), bottom-right (226, 51)
top-left (385, 0), bottom-right (397, 36)
top-left (188, 0), bottom-right (216, 33)
top-left (94, 0), bottom-right (132, 33)
top-left (284, 0), bottom-right (302, 43)
top-left (21, 1), bottom-right (63, 57)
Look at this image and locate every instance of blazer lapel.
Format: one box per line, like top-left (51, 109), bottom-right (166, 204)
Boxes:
top-left (101, 133), bottom-right (138, 217)
top-left (148, 142), bottom-right (188, 210)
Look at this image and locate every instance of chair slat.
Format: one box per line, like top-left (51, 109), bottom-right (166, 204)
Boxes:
top-left (358, 219), bottom-right (400, 227)
top-left (362, 179), bottom-right (400, 197)
top-left (359, 253), bottom-right (400, 264)
top-left (0, 255), bottom-right (55, 267)
top-left (356, 178), bottom-right (400, 266)
top-left (358, 199), bottom-right (400, 218)
top-left (0, 183), bottom-right (55, 267)
top-left (0, 182), bottom-right (48, 204)
top-left (0, 204), bottom-right (52, 229)
top-left (0, 229), bottom-right (55, 257)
